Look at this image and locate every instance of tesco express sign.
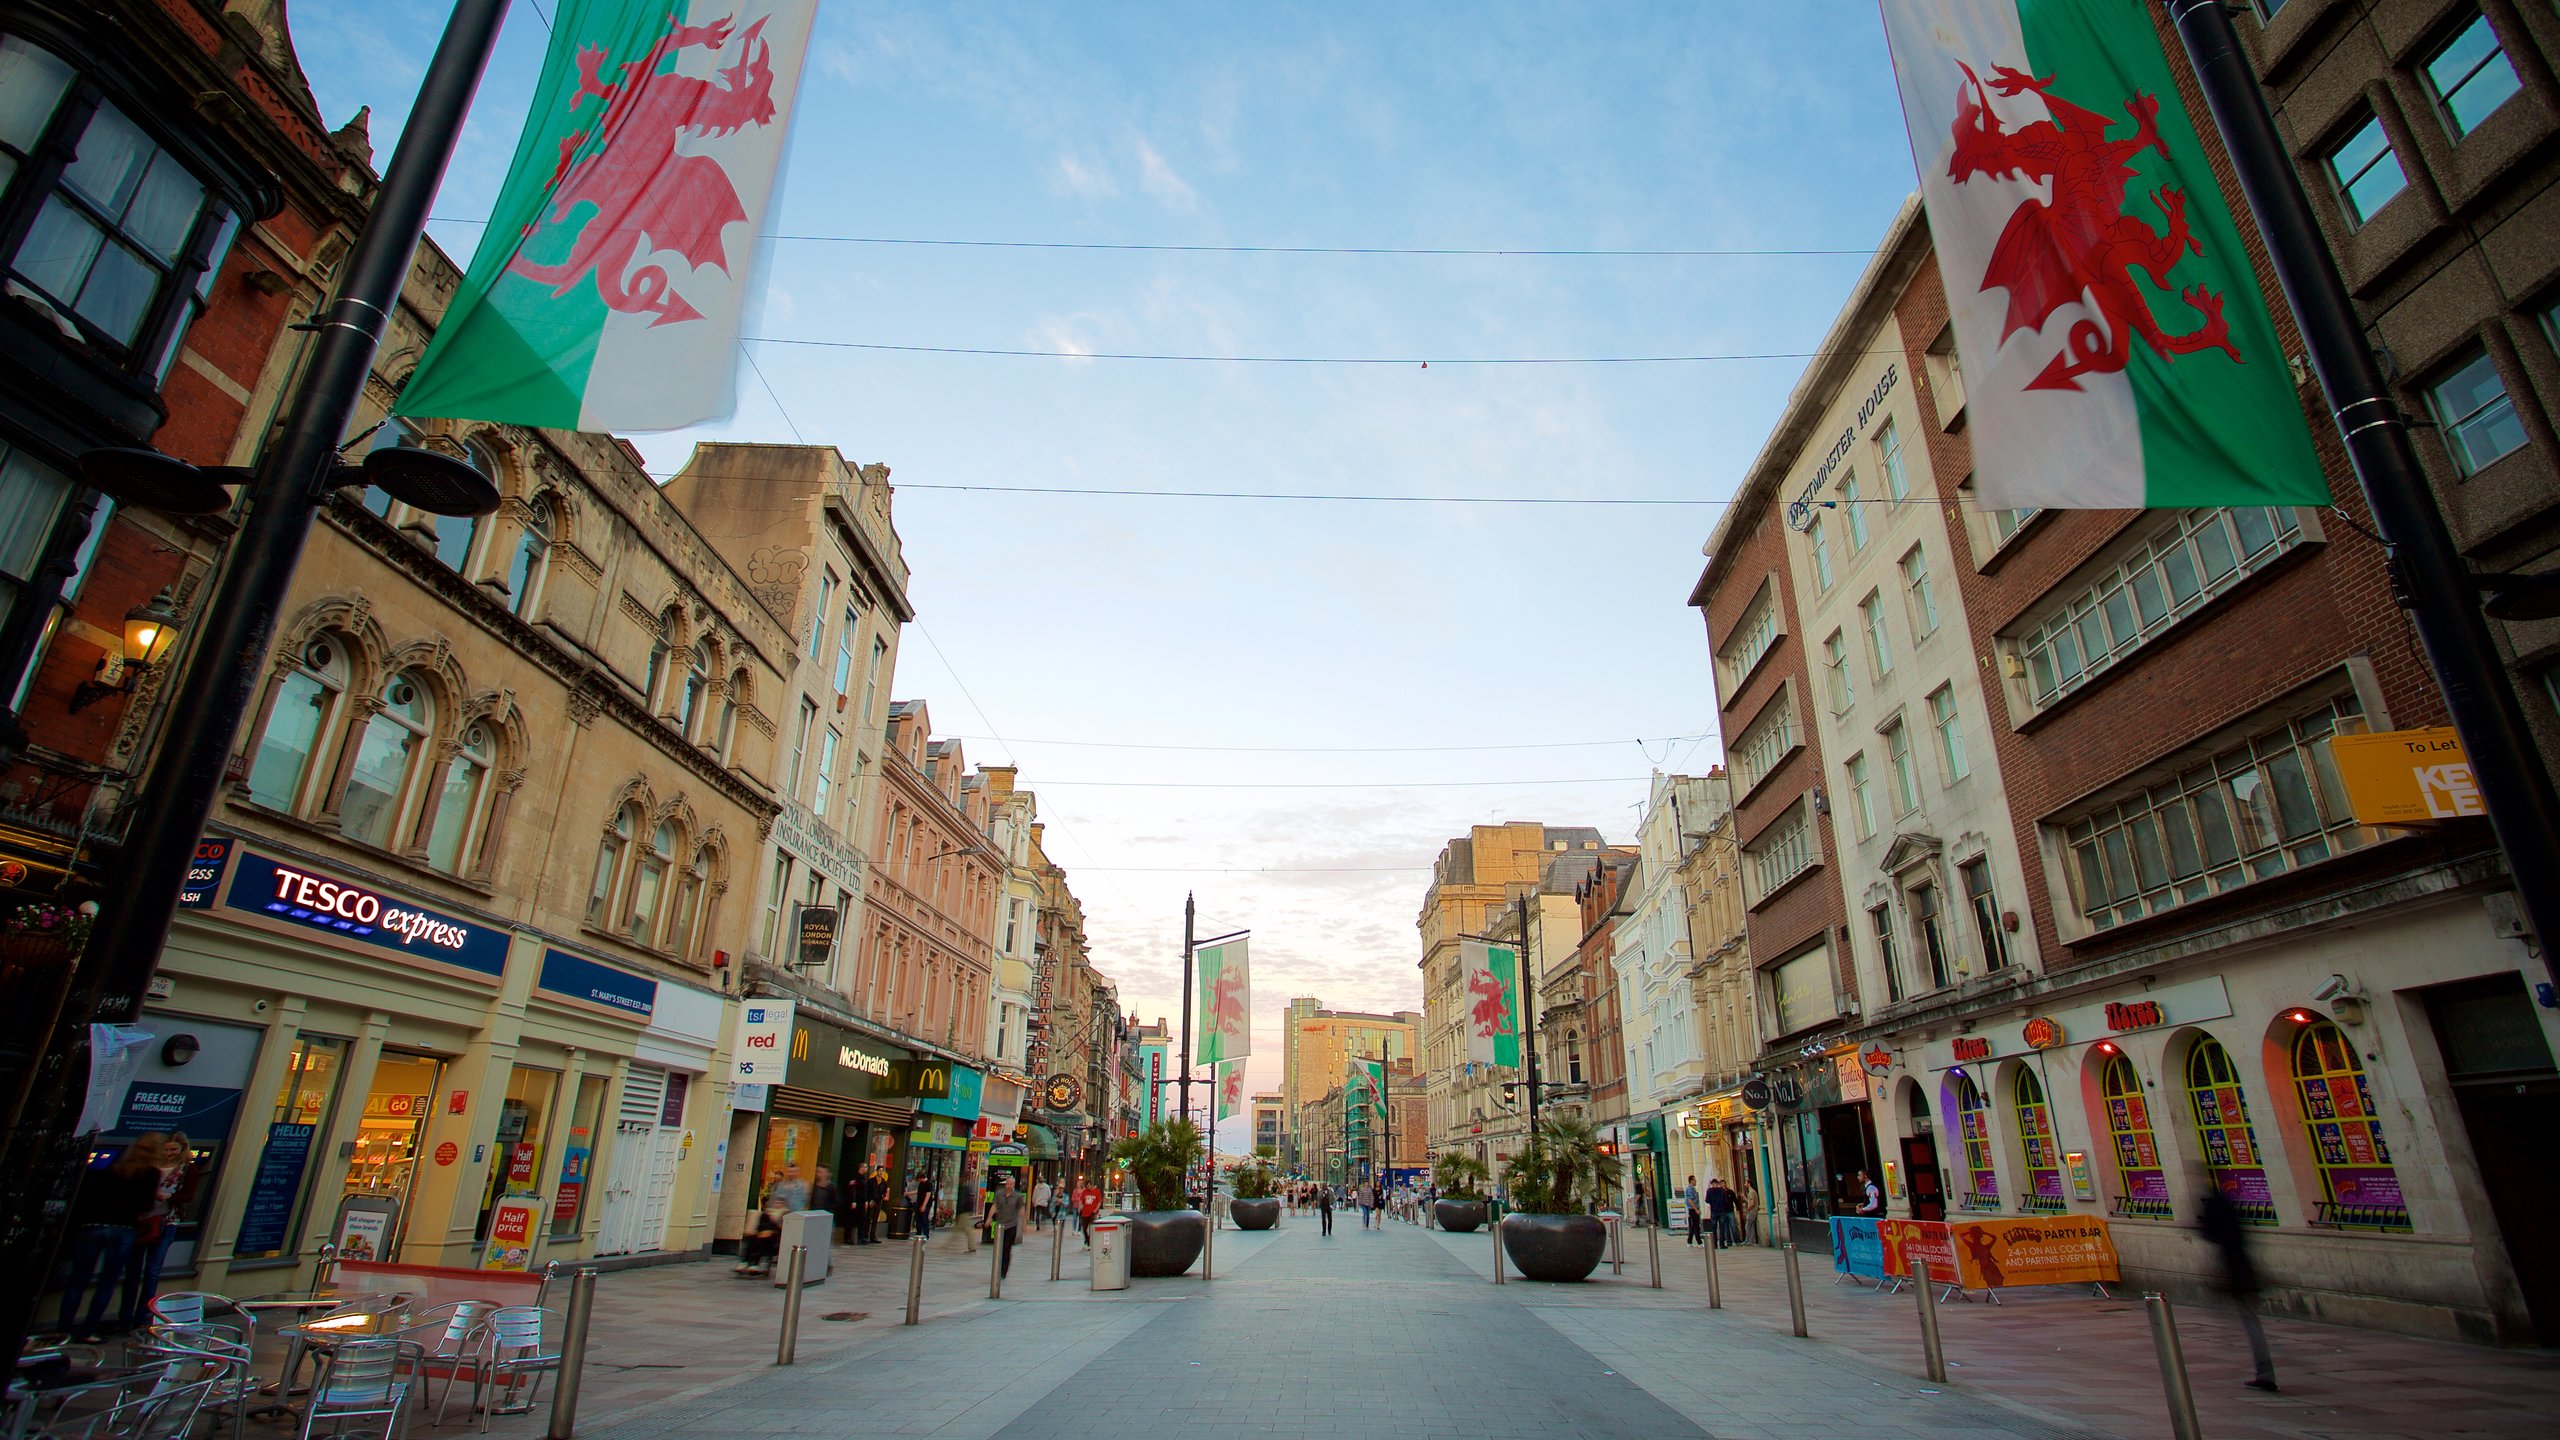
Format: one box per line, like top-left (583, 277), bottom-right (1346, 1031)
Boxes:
top-left (225, 849), bottom-right (509, 977)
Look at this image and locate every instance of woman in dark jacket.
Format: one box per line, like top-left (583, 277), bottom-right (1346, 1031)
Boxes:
top-left (55, 1141), bottom-right (159, 1339)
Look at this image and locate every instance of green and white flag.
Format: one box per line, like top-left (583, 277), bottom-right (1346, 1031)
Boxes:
top-left (1880, 0), bottom-right (2327, 508)
top-left (1459, 940), bottom-right (1521, 1069)
top-left (397, 0), bottom-right (819, 432)
top-left (1196, 938), bottom-right (1250, 1066)
top-left (1215, 1061), bottom-right (1245, 1121)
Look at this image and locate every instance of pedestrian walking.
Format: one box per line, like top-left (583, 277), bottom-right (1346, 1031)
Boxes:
top-left (987, 1174), bottom-right (1024, 1277)
top-left (808, 1166), bottom-right (840, 1239)
top-left (2201, 1184), bottom-right (2279, 1391)
top-left (911, 1174), bottom-right (939, 1240)
top-left (1317, 1182), bottom-right (1334, 1236)
top-left (118, 1132), bottom-right (192, 1328)
top-left (55, 1139), bottom-right (157, 1339)
top-left (1031, 1176), bottom-right (1054, 1231)
top-left (1856, 1169), bottom-right (1885, 1219)
top-left (1074, 1178), bottom-right (1103, 1246)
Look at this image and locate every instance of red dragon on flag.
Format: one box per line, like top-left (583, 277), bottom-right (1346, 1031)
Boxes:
top-left (512, 12), bottom-right (780, 326)
top-left (1946, 61), bottom-right (2239, 393)
top-left (1208, 967), bottom-right (1248, 1043)
top-left (1467, 966), bottom-right (1508, 1039)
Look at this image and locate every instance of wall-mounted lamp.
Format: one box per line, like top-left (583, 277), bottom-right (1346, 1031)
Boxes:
top-left (68, 588), bottom-right (185, 713)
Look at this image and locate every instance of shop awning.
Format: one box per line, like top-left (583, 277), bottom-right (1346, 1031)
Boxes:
top-left (1022, 1123), bottom-right (1061, 1159)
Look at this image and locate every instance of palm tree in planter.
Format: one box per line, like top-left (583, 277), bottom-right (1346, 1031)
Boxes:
top-left (1497, 1113), bottom-right (1620, 1281)
top-left (1229, 1146), bottom-right (1281, 1230)
top-left (1111, 1119), bottom-right (1207, 1276)
top-left (1431, 1151), bottom-right (1492, 1232)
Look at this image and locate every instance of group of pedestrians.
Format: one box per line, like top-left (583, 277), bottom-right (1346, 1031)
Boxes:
top-left (52, 1132), bottom-right (197, 1340)
top-left (1674, 1173), bottom-right (1743, 1248)
top-left (1291, 1180), bottom-right (1389, 1236)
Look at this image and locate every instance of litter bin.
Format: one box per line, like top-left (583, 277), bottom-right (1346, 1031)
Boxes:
top-left (776, 1209), bottom-right (832, 1287)
top-left (1089, 1217), bottom-right (1130, 1291)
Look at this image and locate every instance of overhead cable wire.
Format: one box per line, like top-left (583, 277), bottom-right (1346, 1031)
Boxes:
top-left (423, 215), bottom-right (1868, 258)
top-left (945, 731), bottom-right (1712, 753)
top-left (743, 335), bottom-right (1878, 366)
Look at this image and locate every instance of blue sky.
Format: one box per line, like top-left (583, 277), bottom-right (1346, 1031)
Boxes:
top-left (292, 0), bottom-right (1917, 1117)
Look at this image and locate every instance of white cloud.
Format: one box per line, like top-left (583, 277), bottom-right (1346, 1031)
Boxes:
top-left (1049, 152), bottom-right (1119, 200)
top-left (1131, 137), bottom-right (1198, 211)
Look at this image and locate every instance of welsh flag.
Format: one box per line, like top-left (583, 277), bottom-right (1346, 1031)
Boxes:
top-left (1215, 1061), bottom-right (1245, 1121)
top-left (397, 0), bottom-right (819, 432)
top-left (1196, 939), bottom-right (1250, 1066)
top-left (1459, 940), bottom-right (1521, 1069)
top-left (1879, 0), bottom-right (2326, 508)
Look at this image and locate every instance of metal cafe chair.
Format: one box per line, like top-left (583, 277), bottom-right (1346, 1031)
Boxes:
top-left (392, 1303), bottom-right (499, 1426)
top-left (12, 1357), bottom-right (223, 1440)
top-left (132, 1327), bottom-right (256, 1440)
top-left (294, 1340), bottom-right (411, 1440)
top-left (462, 1309), bottom-right (557, 1432)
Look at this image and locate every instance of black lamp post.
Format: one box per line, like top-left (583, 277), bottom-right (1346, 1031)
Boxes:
top-left (0, 0), bottom-right (510, 1362)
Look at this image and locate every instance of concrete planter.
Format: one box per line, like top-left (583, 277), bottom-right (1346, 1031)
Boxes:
top-left (1124, 1210), bottom-right (1207, 1276)
top-left (1433, 1199), bottom-right (1488, 1233)
top-left (1229, 1197), bottom-right (1280, 1230)
top-left (1499, 1213), bottom-right (1607, 1282)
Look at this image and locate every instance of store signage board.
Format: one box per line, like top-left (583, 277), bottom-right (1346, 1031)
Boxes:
top-left (918, 1064), bottom-right (984, 1121)
top-left (2330, 727), bottom-right (2481, 825)
top-left (115, 1082), bottom-right (242, 1137)
top-left (236, 1122), bottom-right (317, 1254)
top-left (795, 905), bottom-right (838, 969)
top-left (1924, 976), bottom-right (2231, 1071)
top-left (537, 949), bottom-right (658, 1020)
top-left (222, 850), bottom-right (510, 978)
top-left (482, 1195), bottom-right (543, 1271)
top-left (177, 838), bottom-right (233, 909)
top-left (730, 1000), bottom-right (795, 1084)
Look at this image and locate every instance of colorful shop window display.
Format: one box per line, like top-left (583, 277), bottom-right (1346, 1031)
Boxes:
top-left (2184, 1038), bottom-right (2275, 1225)
top-left (2011, 1067), bottom-right (2066, 1214)
top-left (1949, 1071), bottom-right (1999, 1211)
top-left (2100, 1052), bottom-right (2171, 1219)
top-left (2291, 1019), bottom-right (2409, 1230)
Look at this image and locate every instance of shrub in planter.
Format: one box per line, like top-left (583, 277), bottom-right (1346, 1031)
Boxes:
top-left (1496, 1114), bottom-right (1618, 1282)
top-left (1431, 1150), bottom-right (1490, 1233)
top-left (1112, 1120), bottom-right (1206, 1276)
top-left (1228, 1154), bottom-right (1280, 1229)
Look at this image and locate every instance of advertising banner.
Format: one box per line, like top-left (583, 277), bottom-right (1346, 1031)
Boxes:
top-left (1878, 1218), bottom-right (1960, 1284)
top-left (1948, 1214), bottom-right (2121, 1289)
top-left (730, 999), bottom-right (794, 1084)
top-left (1829, 1217), bottom-right (1886, 1279)
top-left (482, 1195), bottom-right (543, 1272)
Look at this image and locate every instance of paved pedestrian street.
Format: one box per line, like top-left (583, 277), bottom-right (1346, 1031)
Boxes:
top-left (488, 1216), bottom-right (2559, 1440)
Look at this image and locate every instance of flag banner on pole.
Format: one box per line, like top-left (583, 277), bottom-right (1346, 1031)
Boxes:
top-left (1196, 938), bottom-right (1250, 1066)
top-left (1459, 941), bottom-right (1522, 1069)
top-left (1879, 0), bottom-right (2326, 509)
top-left (1216, 1061), bottom-right (1244, 1121)
top-left (397, 0), bottom-right (819, 432)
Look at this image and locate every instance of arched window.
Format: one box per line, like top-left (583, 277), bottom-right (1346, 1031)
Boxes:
top-left (2184, 1037), bottom-right (2275, 1225)
top-left (1950, 1071), bottom-right (1999, 1210)
top-left (677, 641), bottom-right (711, 736)
top-left (2100, 1052), bottom-right (2170, 1219)
top-left (429, 510), bottom-right (475, 572)
top-left (628, 820), bottom-right (675, 938)
top-left (717, 668), bottom-right (743, 758)
top-left (425, 721), bottom-right (493, 874)
top-left (1565, 1029), bottom-right (1584, 1085)
top-left (247, 635), bottom-right (348, 811)
top-left (668, 845), bottom-right (710, 959)
top-left (587, 807), bottom-right (632, 924)
top-left (339, 671), bottom-right (431, 848)
top-left (643, 613), bottom-right (674, 709)
top-left (2011, 1067), bottom-right (2063, 1213)
top-left (505, 495), bottom-right (553, 617)
top-left (2290, 1019), bottom-right (2408, 1230)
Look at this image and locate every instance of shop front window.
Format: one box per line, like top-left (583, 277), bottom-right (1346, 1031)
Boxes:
top-left (339, 1051), bottom-right (443, 1261)
top-left (2185, 1037), bottom-right (2276, 1224)
top-left (2011, 1067), bottom-right (2065, 1213)
top-left (1949, 1072), bottom-right (1998, 1210)
top-left (2100, 1052), bottom-right (2171, 1219)
top-left (233, 1035), bottom-right (347, 1262)
top-left (549, 1074), bottom-right (609, 1241)
top-left (760, 1115), bottom-right (824, 1208)
top-left (2291, 1018), bottom-right (2409, 1230)
top-left (479, 1066), bottom-right (558, 1241)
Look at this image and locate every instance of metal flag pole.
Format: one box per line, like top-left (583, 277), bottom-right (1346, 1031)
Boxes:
top-left (1178, 893), bottom-right (1196, 1125)
top-left (2165, 0), bottom-right (2560, 979)
top-left (0, 0), bottom-right (513, 1362)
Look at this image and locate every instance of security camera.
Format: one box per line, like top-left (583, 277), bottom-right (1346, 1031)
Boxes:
top-left (2310, 974), bottom-right (2355, 1003)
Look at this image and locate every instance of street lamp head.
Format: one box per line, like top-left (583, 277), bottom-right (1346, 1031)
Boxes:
top-left (77, 449), bottom-right (243, 516)
top-left (359, 442), bottom-right (501, 516)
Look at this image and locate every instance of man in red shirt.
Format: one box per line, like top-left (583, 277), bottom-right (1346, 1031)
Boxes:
top-left (1073, 1178), bottom-right (1104, 1247)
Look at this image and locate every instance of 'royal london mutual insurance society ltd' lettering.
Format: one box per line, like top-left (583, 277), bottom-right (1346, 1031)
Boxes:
top-left (268, 864), bottom-right (471, 950)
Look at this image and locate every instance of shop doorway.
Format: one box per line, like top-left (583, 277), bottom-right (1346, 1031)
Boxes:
top-left (597, 1068), bottom-right (687, 1258)
top-left (477, 1066), bottom-right (558, 1243)
top-left (340, 1051), bottom-right (443, 1261)
top-left (1819, 1102), bottom-right (1882, 1214)
top-left (2424, 974), bottom-right (2560, 1344)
